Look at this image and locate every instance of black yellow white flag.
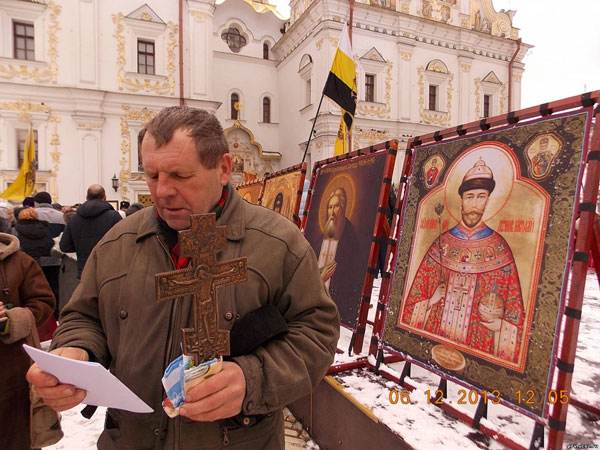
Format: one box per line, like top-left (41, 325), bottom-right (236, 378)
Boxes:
top-left (323, 22), bottom-right (356, 155)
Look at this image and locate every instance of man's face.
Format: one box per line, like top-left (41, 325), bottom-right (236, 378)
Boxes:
top-left (325, 194), bottom-right (346, 239)
top-left (142, 128), bottom-right (231, 230)
top-left (460, 189), bottom-right (489, 228)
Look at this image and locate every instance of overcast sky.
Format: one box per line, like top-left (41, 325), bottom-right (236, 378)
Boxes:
top-left (272, 0), bottom-right (600, 109)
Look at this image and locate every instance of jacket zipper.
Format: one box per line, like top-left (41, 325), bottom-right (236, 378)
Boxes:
top-left (156, 235), bottom-right (184, 450)
top-left (222, 426), bottom-right (230, 446)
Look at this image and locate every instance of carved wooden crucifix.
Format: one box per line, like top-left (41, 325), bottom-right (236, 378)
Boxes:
top-left (156, 213), bottom-right (247, 365)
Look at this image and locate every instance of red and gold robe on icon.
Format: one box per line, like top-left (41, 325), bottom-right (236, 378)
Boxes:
top-left (400, 222), bottom-right (525, 363)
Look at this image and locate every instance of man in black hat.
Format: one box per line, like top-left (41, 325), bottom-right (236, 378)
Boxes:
top-left (401, 158), bottom-right (525, 364)
top-left (118, 200), bottom-right (130, 219)
top-left (34, 191), bottom-right (65, 238)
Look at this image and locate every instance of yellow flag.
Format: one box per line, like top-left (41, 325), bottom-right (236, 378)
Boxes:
top-left (334, 114), bottom-right (348, 156)
top-left (0, 126), bottom-right (36, 201)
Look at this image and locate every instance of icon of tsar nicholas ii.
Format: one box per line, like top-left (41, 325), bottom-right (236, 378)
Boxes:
top-left (401, 159), bottom-right (525, 363)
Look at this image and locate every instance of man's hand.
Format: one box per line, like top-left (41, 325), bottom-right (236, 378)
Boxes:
top-left (481, 318), bottom-right (502, 332)
top-left (179, 361), bottom-right (246, 422)
top-left (428, 283), bottom-right (446, 308)
top-left (26, 347), bottom-right (89, 412)
top-left (320, 261), bottom-right (337, 282)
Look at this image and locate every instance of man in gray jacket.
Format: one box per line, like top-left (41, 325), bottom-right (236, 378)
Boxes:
top-left (28, 106), bottom-right (339, 449)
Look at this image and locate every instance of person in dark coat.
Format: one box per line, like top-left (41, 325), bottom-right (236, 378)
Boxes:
top-left (125, 202), bottom-right (145, 216)
top-left (0, 232), bottom-right (55, 450)
top-left (60, 184), bottom-right (122, 278)
top-left (14, 207), bottom-right (52, 262)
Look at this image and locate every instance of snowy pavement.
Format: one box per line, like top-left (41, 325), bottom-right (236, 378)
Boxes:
top-left (330, 272), bottom-right (600, 449)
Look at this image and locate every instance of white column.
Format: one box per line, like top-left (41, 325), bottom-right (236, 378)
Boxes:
top-left (188, 1), bottom-right (215, 99)
top-left (77, 0), bottom-right (98, 87)
top-left (397, 39), bottom-right (415, 121)
top-left (73, 118), bottom-right (104, 191)
top-left (458, 53), bottom-right (473, 123)
top-left (512, 63), bottom-right (524, 110)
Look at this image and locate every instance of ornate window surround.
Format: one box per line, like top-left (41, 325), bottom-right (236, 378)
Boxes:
top-left (123, 16), bottom-right (167, 80)
top-left (113, 12), bottom-right (178, 95)
top-left (117, 105), bottom-right (157, 202)
top-left (226, 89), bottom-right (244, 122)
top-left (0, 110), bottom-right (49, 171)
top-left (0, 0), bottom-right (60, 84)
top-left (260, 93), bottom-right (277, 124)
top-left (298, 54), bottom-right (313, 110)
top-left (217, 20), bottom-right (251, 55)
top-left (358, 48), bottom-right (386, 106)
top-left (0, 99), bottom-right (60, 197)
top-left (418, 61), bottom-right (454, 126)
top-left (479, 71), bottom-right (503, 119)
top-left (424, 59), bottom-right (450, 112)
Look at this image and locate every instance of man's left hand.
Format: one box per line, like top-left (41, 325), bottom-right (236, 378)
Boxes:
top-left (179, 361), bottom-right (246, 422)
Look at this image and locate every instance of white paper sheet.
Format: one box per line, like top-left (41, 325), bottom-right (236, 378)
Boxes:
top-left (24, 344), bottom-right (153, 413)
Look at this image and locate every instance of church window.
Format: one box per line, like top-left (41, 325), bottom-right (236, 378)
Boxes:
top-left (305, 79), bottom-right (311, 106)
top-left (263, 97), bottom-right (271, 123)
top-left (13, 21), bottom-right (35, 61)
top-left (365, 74), bottom-right (375, 102)
top-left (263, 43), bottom-right (269, 60)
top-left (428, 85), bottom-right (438, 111)
top-left (231, 93), bottom-right (240, 119)
top-left (16, 128), bottom-right (38, 170)
top-left (137, 40), bottom-right (155, 75)
top-left (483, 94), bottom-right (491, 118)
top-left (221, 27), bottom-right (247, 53)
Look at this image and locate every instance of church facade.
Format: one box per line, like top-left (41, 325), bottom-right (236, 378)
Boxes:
top-left (0, 0), bottom-right (528, 205)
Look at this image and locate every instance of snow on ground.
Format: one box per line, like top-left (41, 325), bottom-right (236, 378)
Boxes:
top-left (46, 275), bottom-right (599, 449)
top-left (331, 273), bottom-right (600, 449)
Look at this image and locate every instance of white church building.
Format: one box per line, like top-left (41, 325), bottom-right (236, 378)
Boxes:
top-left (0, 0), bottom-right (529, 205)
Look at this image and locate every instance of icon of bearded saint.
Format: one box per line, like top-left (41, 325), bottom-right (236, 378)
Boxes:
top-left (401, 159), bottom-right (526, 364)
top-left (316, 187), bottom-right (363, 326)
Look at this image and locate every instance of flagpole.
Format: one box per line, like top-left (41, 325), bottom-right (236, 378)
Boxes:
top-left (302, 92), bottom-right (325, 164)
top-left (348, 0), bottom-right (355, 153)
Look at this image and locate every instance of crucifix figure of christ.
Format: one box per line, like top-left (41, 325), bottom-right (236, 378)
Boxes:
top-left (156, 213), bottom-right (247, 365)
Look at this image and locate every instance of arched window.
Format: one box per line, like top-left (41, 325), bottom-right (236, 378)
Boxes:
top-left (221, 27), bottom-right (247, 53)
top-left (263, 97), bottom-right (271, 123)
top-left (263, 42), bottom-right (269, 60)
top-left (231, 93), bottom-right (239, 119)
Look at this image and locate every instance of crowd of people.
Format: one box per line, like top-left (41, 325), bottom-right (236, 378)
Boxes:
top-left (0, 188), bottom-right (145, 449)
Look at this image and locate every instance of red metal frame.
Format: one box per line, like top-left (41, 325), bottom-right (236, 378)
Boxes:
top-left (369, 140), bottom-right (414, 356)
top-left (262, 162), bottom-right (307, 227)
top-left (372, 91), bottom-right (600, 449)
top-left (352, 141), bottom-right (398, 354)
top-left (302, 140), bottom-right (398, 354)
top-left (548, 96), bottom-right (600, 449)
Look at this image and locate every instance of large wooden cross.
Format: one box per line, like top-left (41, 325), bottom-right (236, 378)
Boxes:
top-left (156, 213), bottom-right (247, 365)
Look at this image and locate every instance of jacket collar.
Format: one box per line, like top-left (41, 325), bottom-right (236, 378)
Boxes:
top-left (135, 184), bottom-right (246, 242)
top-left (217, 186), bottom-right (245, 241)
top-left (0, 232), bottom-right (19, 261)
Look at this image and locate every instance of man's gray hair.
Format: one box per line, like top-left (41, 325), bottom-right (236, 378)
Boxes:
top-left (142, 106), bottom-right (229, 169)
